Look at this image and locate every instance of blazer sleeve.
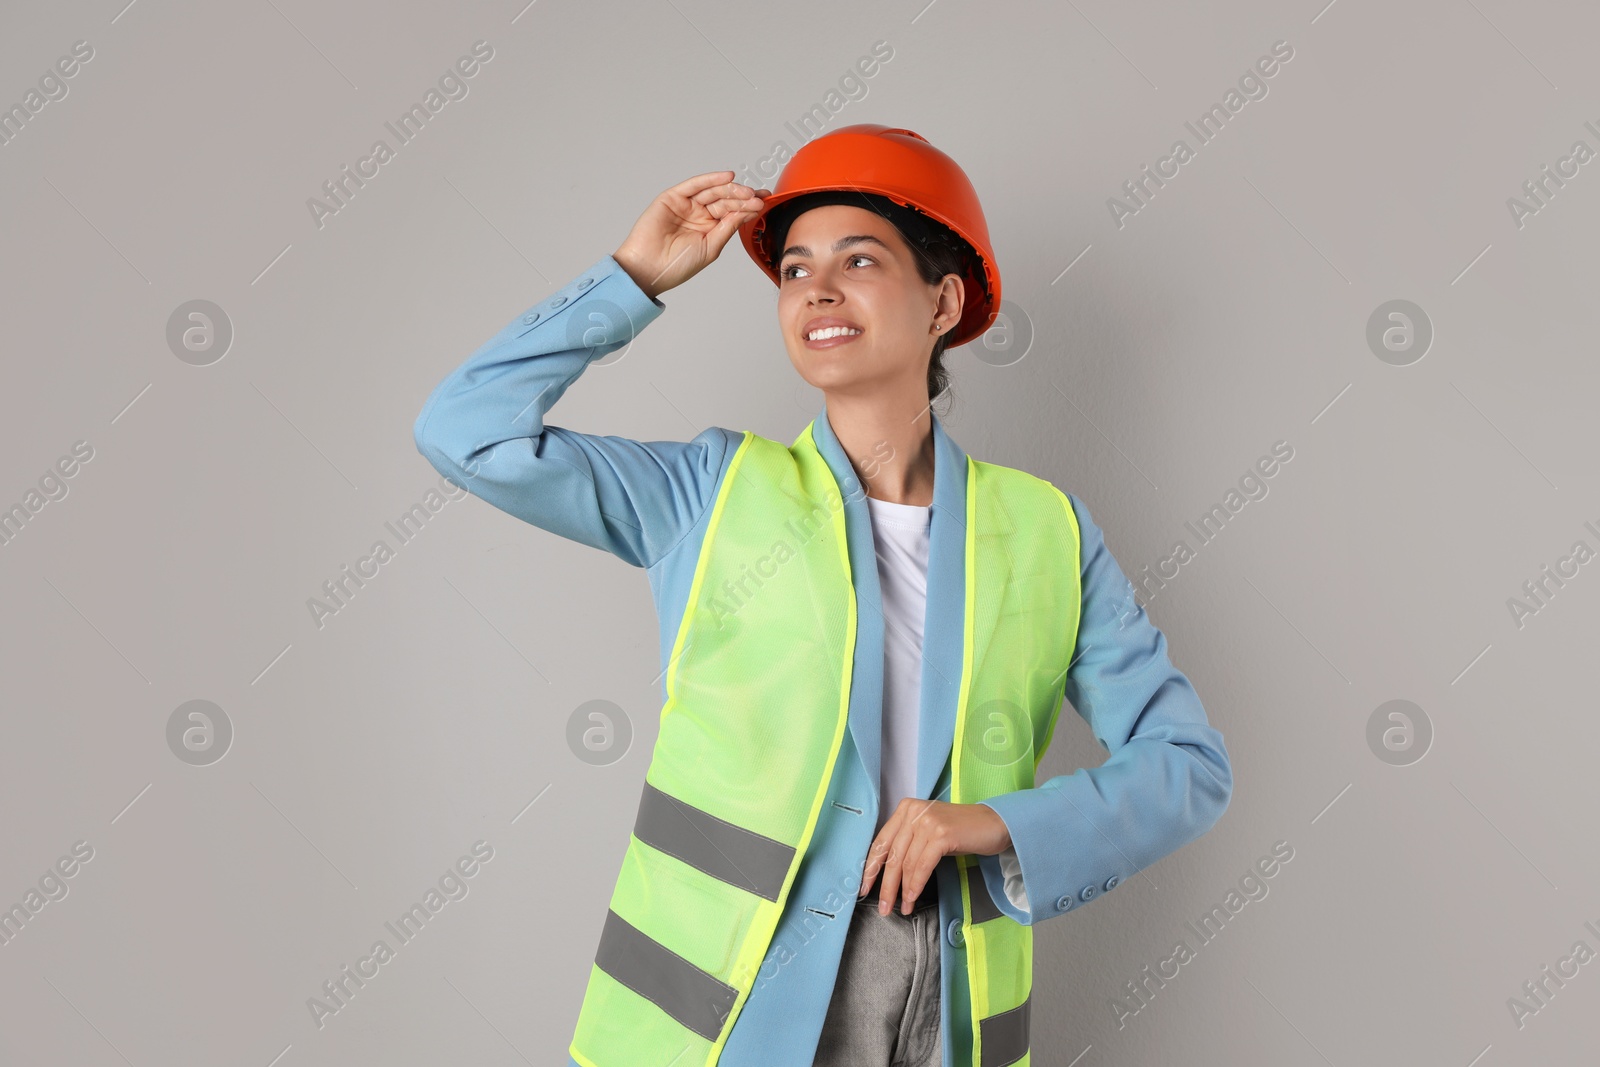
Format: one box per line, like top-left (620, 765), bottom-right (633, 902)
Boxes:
top-left (974, 492), bottom-right (1234, 925)
top-left (412, 253), bottom-right (733, 569)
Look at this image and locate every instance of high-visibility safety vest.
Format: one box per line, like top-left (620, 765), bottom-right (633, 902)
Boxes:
top-left (570, 418), bottom-right (1082, 1067)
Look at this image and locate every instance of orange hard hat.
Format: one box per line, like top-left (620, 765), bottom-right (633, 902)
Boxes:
top-left (738, 124), bottom-right (1001, 350)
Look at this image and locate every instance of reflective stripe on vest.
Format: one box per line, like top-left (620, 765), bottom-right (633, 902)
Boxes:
top-left (570, 422), bottom-right (1081, 1067)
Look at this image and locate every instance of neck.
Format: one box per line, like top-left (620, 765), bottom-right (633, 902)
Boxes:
top-left (822, 392), bottom-right (936, 506)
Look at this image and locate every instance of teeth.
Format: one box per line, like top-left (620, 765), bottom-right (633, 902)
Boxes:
top-left (807, 326), bottom-right (862, 340)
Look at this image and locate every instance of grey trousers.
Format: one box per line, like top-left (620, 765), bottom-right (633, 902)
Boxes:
top-left (811, 885), bottom-right (943, 1067)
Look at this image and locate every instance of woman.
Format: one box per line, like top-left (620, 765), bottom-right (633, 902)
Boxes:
top-left (413, 124), bottom-right (1233, 1067)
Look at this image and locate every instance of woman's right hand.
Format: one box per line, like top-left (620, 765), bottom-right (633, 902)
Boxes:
top-left (613, 171), bottom-right (772, 302)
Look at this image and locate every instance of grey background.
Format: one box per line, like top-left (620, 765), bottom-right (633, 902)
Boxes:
top-left (2, 0), bottom-right (1596, 1064)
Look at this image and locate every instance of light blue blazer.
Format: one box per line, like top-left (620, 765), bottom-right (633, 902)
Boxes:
top-left (412, 252), bottom-right (1234, 1067)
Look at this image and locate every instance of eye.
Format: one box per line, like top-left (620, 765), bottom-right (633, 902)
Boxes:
top-left (779, 254), bottom-right (874, 281)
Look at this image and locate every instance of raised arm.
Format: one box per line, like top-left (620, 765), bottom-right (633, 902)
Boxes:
top-left (975, 492), bottom-right (1235, 925)
top-left (413, 254), bottom-right (723, 567)
top-left (412, 172), bottom-right (771, 569)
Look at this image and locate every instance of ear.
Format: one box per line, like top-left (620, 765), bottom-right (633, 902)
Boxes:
top-left (936, 273), bottom-right (965, 331)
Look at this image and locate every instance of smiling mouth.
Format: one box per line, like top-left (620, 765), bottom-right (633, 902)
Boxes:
top-left (804, 326), bottom-right (864, 348)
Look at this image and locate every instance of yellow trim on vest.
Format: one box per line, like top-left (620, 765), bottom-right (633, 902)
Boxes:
top-left (1033, 485), bottom-right (1084, 766)
top-left (702, 424), bottom-right (859, 1065)
top-left (661, 430), bottom-right (756, 723)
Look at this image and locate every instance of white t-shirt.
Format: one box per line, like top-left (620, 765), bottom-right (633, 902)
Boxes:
top-left (867, 494), bottom-right (1028, 912)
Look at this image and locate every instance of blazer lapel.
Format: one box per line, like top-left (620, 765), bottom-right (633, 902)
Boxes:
top-left (805, 405), bottom-right (886, 807)
top-left (803, 405), bottom-right (971, 814)
top-left (917, 412), bottom-right (969, 802)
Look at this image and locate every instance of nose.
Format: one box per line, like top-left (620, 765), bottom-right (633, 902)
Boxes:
top-left (807, 271), bottom-right (843, 305)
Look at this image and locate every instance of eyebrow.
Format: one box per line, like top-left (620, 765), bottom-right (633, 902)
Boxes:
top-left (778, 234), bottom-right (894, 263)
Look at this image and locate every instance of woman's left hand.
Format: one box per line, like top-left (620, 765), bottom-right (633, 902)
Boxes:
top-left (858, 799), bottom-right (1013, 916)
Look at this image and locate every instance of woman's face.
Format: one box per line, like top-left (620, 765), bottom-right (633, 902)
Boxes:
top-left (774, 204), bottom-right (962, 400)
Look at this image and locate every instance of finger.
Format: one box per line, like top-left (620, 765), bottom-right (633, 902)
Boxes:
top-left (877, 828), bottom-right (910, 916)
top-left (857, 812), bottom-right (896, 895)
top-left (705, 195), bottom-right (765, 221)
top-left (895, 804), bottom-right (950, 913)
top-left (859, 823), bottom-right (892, 896)
top-left (705, 204), bottom-right (752, 252)
top-left (898, 825), bottom-right (942, 914)
top-left (697, 203), bottom-right (757, 260)
top-left (666, 171), bottom-right (738, 199)
top-left (691, 181), bottom-right (763, 208)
